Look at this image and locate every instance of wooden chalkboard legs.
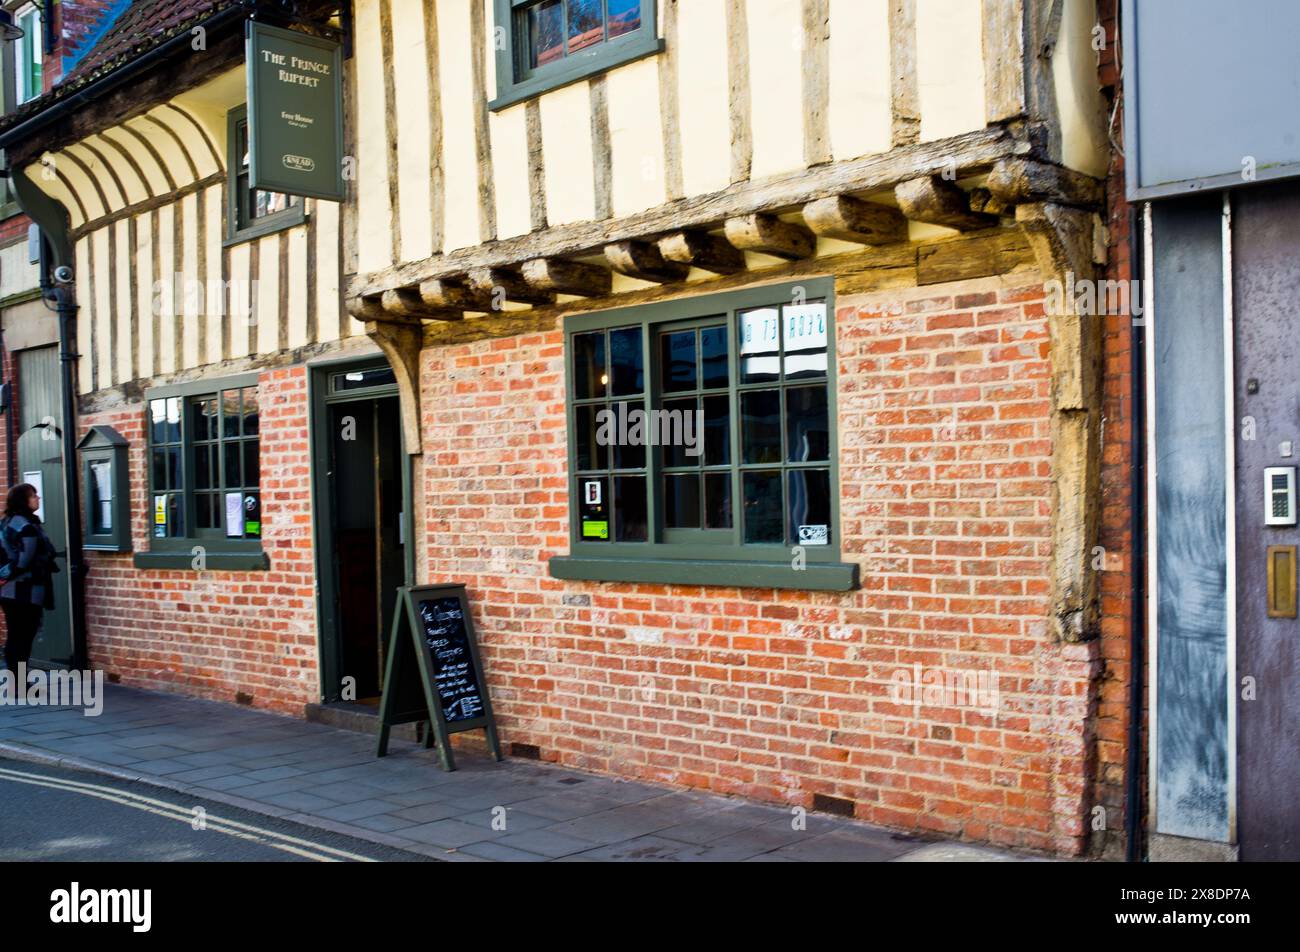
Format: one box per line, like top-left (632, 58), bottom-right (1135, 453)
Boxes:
top-left (486, 723), bottom-right (503, 762)
top-left (375, 602), bottom-right (407, 758)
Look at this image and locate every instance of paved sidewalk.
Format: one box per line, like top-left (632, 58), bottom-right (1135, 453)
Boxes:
top-left (0, 684), bottom-right (1029, 862)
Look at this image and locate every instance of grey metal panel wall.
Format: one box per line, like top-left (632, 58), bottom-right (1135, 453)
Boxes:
top-left (18, 345), bottom-right (62, 432)
top-left (1230, 182), bottom-right (1300, 860)
top-left (1152, 197), bottom-right (1229, 843)
top-left (1126, 0), bottom-right (1300, 199)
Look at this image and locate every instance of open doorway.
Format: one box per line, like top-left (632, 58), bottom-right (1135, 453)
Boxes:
top-left (311, 360), bottom-right (408, 706)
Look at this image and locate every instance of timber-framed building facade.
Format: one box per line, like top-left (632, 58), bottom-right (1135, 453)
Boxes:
top-left (0, 0), bottom-right (1123, 857)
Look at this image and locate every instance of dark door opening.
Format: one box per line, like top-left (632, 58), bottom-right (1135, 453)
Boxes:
top-left (327, 395), bottom-right (404, 704)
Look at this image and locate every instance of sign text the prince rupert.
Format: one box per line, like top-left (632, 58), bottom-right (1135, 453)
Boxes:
top-left (246, 21), bottom-right (344, 201)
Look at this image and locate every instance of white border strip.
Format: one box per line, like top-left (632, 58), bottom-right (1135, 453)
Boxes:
top-left (1143, 201), bottom-right (1159, 833)
top-left (1222, 192), bottom-right (1238, 844)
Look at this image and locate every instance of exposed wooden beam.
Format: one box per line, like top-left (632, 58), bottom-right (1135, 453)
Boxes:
top-left (657, 230), bottom-right (747, 274)
top-left (419, 277), bottom-right (496, 312)
top-left (415, 225), bottom-right (1032, 348)
top-left (724, 213), bottom-right (816, 260)
top-left (967, 186), bottom-right (1009, 217)
top-left (466, 267), bottom-right (556, 306)
top-left (894, 176), bottom-right (997, 231)
top-left (381, 287), bottom-right (460, 322)
top-left (1016, 201), bottom-right (1103, 644)
top-left (348, 295), bottom-right (420, 326)
top-left (986, 157), bottom-right (1103, 209)
top-left (604, 240), bottom-right (690, 284)
top-left (521, 258), bottom-right (612, 297)
top-left (802, 195), bottom-right (907, 244)
top-left (349, 125), bottom-right (1031, 297)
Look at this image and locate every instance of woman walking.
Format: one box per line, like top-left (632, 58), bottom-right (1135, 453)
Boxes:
top-left (0, 483), bottom-right (58, 674)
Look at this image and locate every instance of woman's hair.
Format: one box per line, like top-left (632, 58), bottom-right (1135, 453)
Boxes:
top-left (4, 483), bottom-right (39, 520)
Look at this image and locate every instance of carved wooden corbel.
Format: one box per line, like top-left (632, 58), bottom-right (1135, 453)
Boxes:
top-left (353, 298), bottom-right (424, 457)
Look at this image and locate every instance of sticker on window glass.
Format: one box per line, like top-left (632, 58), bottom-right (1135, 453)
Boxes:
top-left (783, 303), bottom-right (827, 352)
top-left (243, 494), bottom-right (261, 539)
top-left (798, 524), bottom-right (829, 546)
top-left (225, 492), bottom-right (243, 538)
top-left (153, 495), bottom-right (167, 537)
top-left (579, 477), bottom-right (608, 542)
top-left (739, 307), bottom-right (779, 355)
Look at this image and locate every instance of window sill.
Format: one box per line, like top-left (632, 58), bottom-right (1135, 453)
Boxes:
top-left (490, 36), bottom-right (665, 112)
top-left (85, 543), bottom-right (131, 554)
top-left (133, 550), bottom-right (270, 571)
top-left (223, 206), bottom-right (308, 248)
top-left (549, 555), bottom-right (858, 592)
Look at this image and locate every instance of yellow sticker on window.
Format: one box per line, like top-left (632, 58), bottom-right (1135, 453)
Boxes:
top-left (582, 520), bottom-right (609, 540)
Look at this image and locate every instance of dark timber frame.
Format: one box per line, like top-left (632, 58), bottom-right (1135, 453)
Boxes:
top-left (309, 353), bottom-right (415, 705)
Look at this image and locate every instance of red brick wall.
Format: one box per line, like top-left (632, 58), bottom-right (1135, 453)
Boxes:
top-left (1091, 0), bottom-right (1141, 859)
top-left (421, 274), bottom-right (1100, 856)
top-left (47, 0), bottom-right (124, 86)
top-left (79, 365), bottom-right (319, 713)
top-left (0, 216), bottom-right (32, 245)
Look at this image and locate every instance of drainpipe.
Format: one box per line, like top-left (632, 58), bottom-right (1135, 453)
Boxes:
top-left (49, 271), bottom-right (87, 671)
top-left (1124, 200), bottom-right (1147, 862)
top-left (0, 316), bottom-right (15, 486)
top-left (5, 165), bottom-right (87, 670)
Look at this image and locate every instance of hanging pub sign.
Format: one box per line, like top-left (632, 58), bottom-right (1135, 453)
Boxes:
top-left (245, 21), bottom-right (344, 201)
top-left (376, 584), bottom-right (502, 771)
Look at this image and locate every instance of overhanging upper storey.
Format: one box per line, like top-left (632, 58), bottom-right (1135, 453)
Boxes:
top-left (346, 0), bottom-right (1110, 341)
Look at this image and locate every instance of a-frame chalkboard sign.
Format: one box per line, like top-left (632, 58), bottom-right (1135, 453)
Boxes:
top-left (376, 584), bottom-right (502, 770)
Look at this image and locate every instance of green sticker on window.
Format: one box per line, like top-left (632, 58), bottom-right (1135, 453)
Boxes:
top-left (582, 521), bottom-right (608, 540)
top-left (244, 521), bottom-right (261, 536)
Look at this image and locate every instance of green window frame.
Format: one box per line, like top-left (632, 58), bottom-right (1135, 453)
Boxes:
top-left (490, 0), bottom-right (662, 111)
top-left (224, 105), bottom-right (306, 246)
top-left (136, 373), bottom-right (269, 570)
top-left (550, 278), bottom-right (859, 592)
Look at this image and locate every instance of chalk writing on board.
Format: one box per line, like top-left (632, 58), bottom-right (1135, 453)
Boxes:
top-left (418, 597), bottom-right (484, 722)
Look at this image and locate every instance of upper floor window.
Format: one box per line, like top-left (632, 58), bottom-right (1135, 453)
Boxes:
top-left (12, 4), bottom-right (41, 104)
top-left (225, 105), bottom-right (305, 245)
top-left (549, 279), bottom-right (858, 593)
top-left (491, 0), bottom-right (661, 111)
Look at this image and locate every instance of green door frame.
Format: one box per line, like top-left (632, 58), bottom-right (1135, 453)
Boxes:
top-left (309, 355), bottom-right (414, 704)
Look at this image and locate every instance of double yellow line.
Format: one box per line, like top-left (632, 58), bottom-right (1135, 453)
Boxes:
top-left (0, 765), bottom-right (378, 862)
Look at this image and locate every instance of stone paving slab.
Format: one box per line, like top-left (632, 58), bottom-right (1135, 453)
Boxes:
top-left (0, 683), bottom-right (1036, 863)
